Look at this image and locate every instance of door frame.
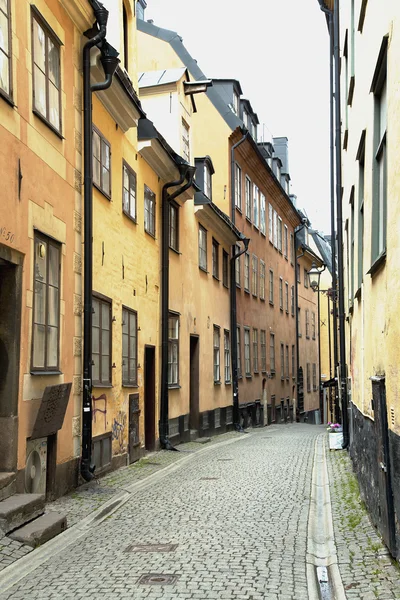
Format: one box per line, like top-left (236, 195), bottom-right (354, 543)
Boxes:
top-left (144, 345), bottom-right (156, 451)
top-left (189, 335), bottom-right (200, 432)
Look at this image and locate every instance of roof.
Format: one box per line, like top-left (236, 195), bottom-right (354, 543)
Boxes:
top-left (137, 20), bottom-right (243, 131)
top-left (311, 230), bottom-right (334, 275)
top-left (138, 117), bottom-right (188, 168)
top-left (212, 78), bottom-right (243, 95)
top-left (138, 67), bottom-right (187, 88)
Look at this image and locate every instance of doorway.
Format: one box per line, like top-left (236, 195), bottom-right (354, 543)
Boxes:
top-left (144, 346), bottom-right (156, 451)
top-left (372, 377), bottom-right (396, 554)
top-left (189, 335), bottom-right (200, 432)
top-left (0, 255), bottom-right (22, 472)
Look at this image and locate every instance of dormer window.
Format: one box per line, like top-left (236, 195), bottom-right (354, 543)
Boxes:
top-left (251, 121), bottom-right (257, 140)
top-left (195, 156), bottom-right (215, 202)
top-left (243, 109), bottom-right (249, 128)
top-left (233, 91), bottom-right (239, 115)
top-left (136, 0), bottom-right (146, 20)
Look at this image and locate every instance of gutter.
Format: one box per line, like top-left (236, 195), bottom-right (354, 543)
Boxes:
top-left (159, 164), bottom-right (196, 450)
top-left (81, 0), bottom-right (119, 482)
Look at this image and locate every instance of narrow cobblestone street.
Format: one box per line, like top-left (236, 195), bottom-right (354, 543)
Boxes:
top-left (0, 425), bottom-right (399, 599)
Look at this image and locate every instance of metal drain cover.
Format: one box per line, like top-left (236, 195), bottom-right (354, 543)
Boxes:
top-left (125, 543), bottom-right (178, 553)
top-left (137, 574), bottom-right (178, 585)
top-left (200, 477), bottom-right (219, 481)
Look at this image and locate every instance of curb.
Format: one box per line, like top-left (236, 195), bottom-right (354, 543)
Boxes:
top-left (0, 432), bottom-right (252, 593)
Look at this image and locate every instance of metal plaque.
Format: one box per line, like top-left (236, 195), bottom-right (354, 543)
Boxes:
top-left (30, 383), bottom-right (72, 439)
top-left (137, 574), bottom-right (178, 585)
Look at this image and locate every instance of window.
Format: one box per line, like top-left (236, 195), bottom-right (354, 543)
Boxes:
top-left (312, 312), bottom-right (316, 340)
top-left (168, 313), bottom-right (179, 385)
top-left (223, 250), bottom-right (229, 288)
top-left (283, 225), bottom-right (288, 258)
top-left (273, 209), bottom-right (278, 247)
top-left (136, 0), bottom-right (145, 20)
top-left (285, 345), bottom-right (289, 379)
top-left (290, 233), bottom-right (294, 265)
top-left (182, 119), bottom-right (190, 162)
top-left (213, 326), bottom-right (220, 382)
top-left (304, 268), bottom-right (309, 288)
top-left (260, 330), bottom-right (266, 372)
top-left (235, 163), bottom-right (242, 210)
top-left (224, 330), bottom-right (230, 382)
top-left (371, 38), bottom-right (387, 265)
top-left (198, 225), bottom-right (207, 271)
top-left (357, 133), bottom-right (365, 289)
top-left (252, 255), bottom-right (258, 296)
top-left (92, 295), bottom-right (111, 386)
top-left (268, 203), bottom-right (273, 243)
top-left (307, 363), bottom-right (311, 393)
top-left (298, 307), bottom-right (301, 336)
top-left (169, 202), bottom-right (179, 251)
top-left (291, 286), bottom-right (295, 316)
top-left (297, 263), bottom-right (301, 283)
top-left (279, 277), bottom-right (283, 310)
top-left (93, 128), bottom-right (111, 198)
top-left (280, 343), bottom-right (285, 378)
top-left (123, 161), bottom-right (137, 221)
top-left (0, 0), bottom-right (12, 100)
top-left (313, 363), bottom-right (317, 392)
top-left (244, 252), bottom-right (250, 292)
top-left (270, 333), bottom-right (275, 372)
top-left (253, 329), bottom-right (258, 372)
top-left (244, 328), bottom-right (251, 376)
top-left (305, 309), bottom-right (310, 338)
top-left (122, 308), bottom-right (137, 385)
top-left (285, 282), bottom-right (289, 313)
top-left (244, 176), bottom-right (251, 220)
top-left (233, 90), bottom-right (239, 115)
top-left (212, 239), bottom-right (219, 279)
top-left (144, 185), bottom-right (156, 236)
top-left (277, 217), bottom-right (283, 252)
top-left (237, 326), bottom-right (241, 377)
top-left (292, 345), bottom-right (295, 377)
top-left (253, 184), bottom-right (259, 228)
top-left (260, 193), bottom-right (266, 235)
top-left (32, 233), bottom-right (60, 371)
top-left (269, 269), bottom-right (274, 304)
top-left (32, 9), bottom-right (61, 132)
top-left (260, 261), bottom-right (265, 300)
top-left (235, 244), bottom-right (241, 287)
top-left (243, 109), bottom-right (249, 128)
top-left (204, 163), bottom-right (212, 199)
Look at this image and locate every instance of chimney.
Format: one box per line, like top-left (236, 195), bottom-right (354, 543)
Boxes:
top-left (272, 137), bottom-right (289, 175)
top-left (289, 194), bottom-right (297, 207)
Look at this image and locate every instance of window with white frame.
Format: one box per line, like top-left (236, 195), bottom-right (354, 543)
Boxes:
top-left (182, 119), bottom-right (190, 162)
top-left (144, 185), bottom-right (156, 236)
top-left (260, 193), bottom-right (266, 235)
top-left (233, 90), bottom-right (239, 115)
top-left (270, 333), bottom-right (275, 372)
top-left (237, 326), bottom-right (241, 376)
top-left (269, 203), bottom-right (273, 242)
top-left (290, 233), bottom-right (294, 265)
top-left (123, 161), bottom-right (137, 221)
top-left (285, 345), bottom-right (289, 378)
top-left (291, 285), bottom-right (295, 316)
top-left (304, 268), bottom-right (309, 288)
top-left (93, 127), bottom-right (111, 198)
top-left (213, 326), bottom-right (220, 382)
top-left (235, 244), bottom-right (241, 287)
top-left (277, 217), bottom-right (283, 252)
top-left (0, 0), bottom-right (12, 100)
top-left (252, 255), bottom-right (258, 296)
top-left (292, 345), bottom-right (295, 377)
top-left (284, 225), bottom-right (288, 258)
top-left (312, 312), bottom-right (316, 339)
top-left (245, 176), bottom-right (252, 220)
top-left (313, 363), bottom-right (317, 391)
top-left (169, 202), bottom-right (179, 251)
top-left (204, 163), bottom-right (212, 200)
top-left (168, 313), bottom-right (179, 385)
top-left (244, 328), bottom-right (251, 376)
top-left (269, 269), bottom-right (274, 304)
top-left (260, 260), bottom-right (265, 300)
top-left (253, 329), bottom-right (258, 372)
top-left (223, 250), bottom-right (229, 288)
top-left (260, 330), bottom-right (266, 372)
top-left (244, 252), bottom-right (250, 292)
top-left (273, 209), bottom-right (278, 247)
top-left (285, 281), bottom-right (289, 313)
top-left (212, 238), bottom-right (219, 279)
top-left (224, 330), bottom-right (230, 382)
top-left (235, 163), bottom-right (242, 210)
top-left (279, 277), bottom-right (283, 310)
top-left (122, 308), bottom-right (137, 385)
top-left (253, 184), bottom-right (259, 228)
top-left (280, 343), bottom-right (285, 378)
top-left (199, 225), bottom-right (207, 270)
top-left (298, 307), bottom-right (301, 336)
top-left (92, 295), bottom-right (111, 386)
top-left (306, 309), bottom-right (310, 338)
top-left (307, 363), bottom-right (311, 392)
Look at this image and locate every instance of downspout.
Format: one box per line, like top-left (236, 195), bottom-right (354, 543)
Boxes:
top-left (230, 131), bottom-right (249, 430)
top-left (333, 0), bottom-right (349, 448)
top-left (160, 164), bottom-right (196, 450)
top-left (294, 231), bottom-right (305, 420)
top-left (317, 289), bottom-right (322, 422)
top-left (81, 1), bottom-right (119, 482)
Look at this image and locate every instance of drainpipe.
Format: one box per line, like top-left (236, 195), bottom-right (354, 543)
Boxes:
top-left (230, 131), bottom-right (249, 430)
top-left (81, 1), bottom-right (119, 482)
top-left (333, 0), bottom-right (349, 448)
top-left (294, 230), bottom-right (305, 420)
top-left (160, 164), bottom-right (196, 450)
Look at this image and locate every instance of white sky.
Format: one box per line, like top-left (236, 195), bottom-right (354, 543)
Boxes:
top-left (144, 0), bottom-right (332, 234)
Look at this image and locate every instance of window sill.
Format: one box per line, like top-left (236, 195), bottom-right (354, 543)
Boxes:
top-left (254, 370), bottom-right (259, 375)
top-left (280, 307), bottom-right (283, 312)
top-left (169, 246), bottom-right (181, 255)
top-left (123, 211), bottom-right (137, 225)
top-left (252, 294), bottom-right (258, 299)
top-left (298, 334), bottom-right (302, 338)
top-left (223, 283), bottom-right (229, 290)
top-left (30, 370), bottom-right (63, 376)
top-left (145, 229), bottom-right (156, 240)
top-left (260, 231), bottom-right (266, 238)
top-left (168, 384), bottom-right (181, 389)
top-left (93, 181), bottom-right (111, 202)
top-left (213, 275), bottom-right (220, 282)
top-left (199, 266), bottom-right (208, 274)
top-left (245, 216), bottom-right (252, 225)
top-left (93, 383), bottom-right (113, 388)
top-left (0, 90), bottom-right (15, 109)
top-left (214, 380), bottom-right (222, 386)
top-left (270, 370), bottom-right (276, 377)
top-left (269, 301), bottom-right (274, 306)
top-left (235, 206), bottom-right (242, 215)
top-left (260, 297), bottom-right (265, 302)
top-left (33, 109), bottom-right (63, 140)
top-left (244, 289), bottom-right (250, 295)
top-left (306, 336), bottom-right (310, 340)
top-left (225, 380), bottom-right (231, 386)
top-left (245, 374), bottom-right (252, 379)
top-left (286, 310), bottom-right (289, 315)
top-left (368, 251), bottom-right (386, 277)
top-left (236, 283), bottom-right (241, 289)
top-left (122, 384), bottom-right (139, 388)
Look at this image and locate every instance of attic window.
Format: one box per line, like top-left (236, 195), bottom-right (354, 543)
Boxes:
top-left (204, 164), bottom-right (212, 199)
top-left (233, 91), bottom-right (239, 115)
top-left (243, 109), bottom-right (249, 128)
top-left (195, 156), bottom-right (215, 202)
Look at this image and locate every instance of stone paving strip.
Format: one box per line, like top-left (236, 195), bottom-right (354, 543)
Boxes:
top-left (326, 441), bottom-right (400, 599)
top-left (0, 431), bottom-right (241, 573)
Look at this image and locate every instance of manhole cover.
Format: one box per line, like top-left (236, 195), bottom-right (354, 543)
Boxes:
top-left (125, 543), bottom-right (178, 553)
top-left (200, 477), bottom-right (219, 481)
top-left (138, 574), bottom-right (178, 585)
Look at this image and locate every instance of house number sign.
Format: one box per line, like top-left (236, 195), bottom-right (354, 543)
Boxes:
top-left (0, 227), bottom-right (15, 243)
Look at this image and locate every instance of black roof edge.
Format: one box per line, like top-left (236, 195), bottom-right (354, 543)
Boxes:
top-left (115, 66), bottom-right (146, 118)
top-left (138, 117), bottom-right (188, 168)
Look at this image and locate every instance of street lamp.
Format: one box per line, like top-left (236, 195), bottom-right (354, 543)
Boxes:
top-left (308, 262), bottom-right (326, 292)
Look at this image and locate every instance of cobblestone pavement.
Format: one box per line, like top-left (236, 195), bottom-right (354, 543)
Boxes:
top-left (0, 425), bottom-right (319, 599)
top-left (327, 445), bottom-right (400, 599)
